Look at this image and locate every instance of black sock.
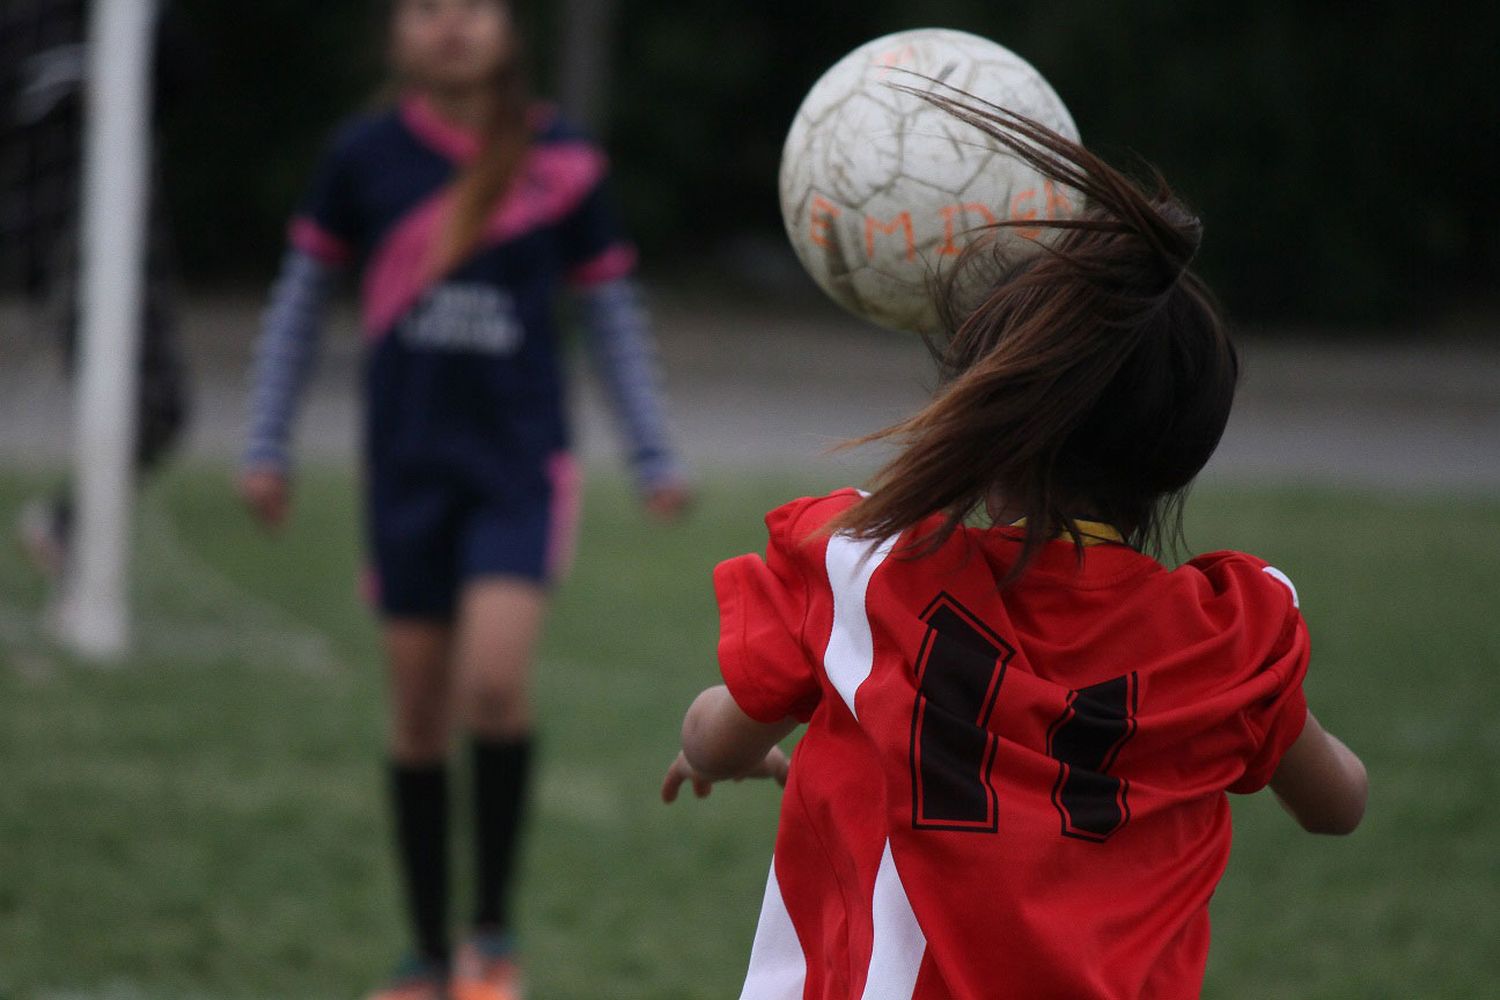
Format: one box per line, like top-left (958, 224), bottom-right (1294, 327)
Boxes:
top-left (471, 736), bottom-right (534, 932)
top-left (390, 762), bottom-right (450, 965)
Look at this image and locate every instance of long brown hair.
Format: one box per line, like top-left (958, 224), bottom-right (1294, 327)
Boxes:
top-left (829, 84), bottom-right (1240, 581)
top-left (434, 53), bottom-right (529, 277)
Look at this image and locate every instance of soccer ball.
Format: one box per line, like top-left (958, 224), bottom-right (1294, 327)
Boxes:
top-left (779, 28), bottom-right (1079, 335)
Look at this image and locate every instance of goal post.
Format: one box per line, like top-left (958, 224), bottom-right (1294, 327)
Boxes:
top-left (56, 0), bottom-right (159, 659)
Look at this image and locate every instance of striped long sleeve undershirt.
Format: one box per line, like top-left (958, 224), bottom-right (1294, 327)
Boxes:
top-left (575, 277), bottom-right (683, 492)
top-left (242, 248), bottom-right (335, 472)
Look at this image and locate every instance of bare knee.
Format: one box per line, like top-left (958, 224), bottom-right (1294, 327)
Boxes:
top-left (464, 673), bottom-right (531, 739)
top-left (391, 694), bottom-right (452, 762)
top-left (385, 620), bottom-right (455, 763)
top-left (455, 579), bottom-right (546, 739)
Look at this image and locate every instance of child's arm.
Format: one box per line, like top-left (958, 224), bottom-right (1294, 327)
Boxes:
top-left (1268, 709), bottom-right (1368, 835)
top-left (575, 278), bottom-right (691, 519)
top-left (661, 685), bottom-right (798, 802)
top-left (239, 248), bottom-right (337, 528)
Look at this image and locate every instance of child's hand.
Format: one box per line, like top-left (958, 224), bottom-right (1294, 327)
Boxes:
top-left (660, 746), bottom-right (790, 803)
top-left (238, 467), bottom-right (291, 530)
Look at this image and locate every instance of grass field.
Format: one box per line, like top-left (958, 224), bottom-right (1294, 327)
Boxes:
top-left (1, 465), bottom-right (1496, 999)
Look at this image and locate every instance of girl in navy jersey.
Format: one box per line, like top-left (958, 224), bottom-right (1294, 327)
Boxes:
top-left (240, 2), bottom-right (688, 998)
top-left (663, 92), bottom-right (1367, 999)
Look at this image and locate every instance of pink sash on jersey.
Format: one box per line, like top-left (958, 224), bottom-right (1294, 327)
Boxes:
top-left (361, 144), bottom-right (607, 341)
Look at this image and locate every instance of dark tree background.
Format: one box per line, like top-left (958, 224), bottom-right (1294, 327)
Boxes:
top-left (159, 0), bottom-right (1496, 324)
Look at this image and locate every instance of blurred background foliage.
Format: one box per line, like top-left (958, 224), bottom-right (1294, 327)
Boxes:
top-left (162, 0), bottom-right (1495, 324)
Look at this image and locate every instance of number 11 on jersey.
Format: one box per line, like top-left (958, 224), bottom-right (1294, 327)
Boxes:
top-left (910, 593), bottom-right (1137, 842)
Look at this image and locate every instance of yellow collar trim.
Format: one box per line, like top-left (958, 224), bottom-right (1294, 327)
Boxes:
top-left (1010, 518), bottom-right (1125, 547)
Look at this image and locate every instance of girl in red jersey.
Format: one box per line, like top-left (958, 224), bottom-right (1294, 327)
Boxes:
top-left (662, 92), bottom-right (1367, 999)
top-left (240, 2), bottom-right (687, 999)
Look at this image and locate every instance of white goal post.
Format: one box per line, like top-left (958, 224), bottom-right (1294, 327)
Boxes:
top-left (56, 0), bottom-right (160, 659)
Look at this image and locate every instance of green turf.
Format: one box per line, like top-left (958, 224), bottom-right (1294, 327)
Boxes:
top-left (0, 466), bottom-right (1496, 999)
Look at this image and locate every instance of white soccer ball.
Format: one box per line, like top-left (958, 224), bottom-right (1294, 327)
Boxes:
top-left (779, 28), bottom-right (1079, 334)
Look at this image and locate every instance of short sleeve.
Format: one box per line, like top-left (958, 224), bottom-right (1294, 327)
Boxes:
top-left (558, 176), bottom-right (637, 288)
top-left (1229, 569), bottom-right (1311, 794)
top-left (287, 128), bottom-right (363, 267)
top-left (714, 499), bottom-right (827, 725)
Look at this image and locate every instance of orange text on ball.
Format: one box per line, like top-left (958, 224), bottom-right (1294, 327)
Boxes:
top-left (812, 181), bottom-right (1076, 260)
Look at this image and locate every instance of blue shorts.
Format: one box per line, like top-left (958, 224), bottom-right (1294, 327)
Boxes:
top-left (366, 453), bottom-right (581, 618)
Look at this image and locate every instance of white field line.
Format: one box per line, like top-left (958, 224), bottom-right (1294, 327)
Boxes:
top-left (130, 496), bottom-right (346, 675)
top-left (0, 497), bottom-right (346, 676)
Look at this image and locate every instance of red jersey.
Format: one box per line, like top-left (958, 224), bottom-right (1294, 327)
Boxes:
top-left (715, 490), bottom-right (1308, 1000)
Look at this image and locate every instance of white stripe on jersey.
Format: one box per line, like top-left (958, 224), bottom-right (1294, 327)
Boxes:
top-left (1262, 566), bottom-right (1300, 608)
top-left (861, 839), bottom-right (928, 1000)
top-left (824, 532), bottom-right (899, 720)
top-left (739, 857), bottom-right (807, 1000)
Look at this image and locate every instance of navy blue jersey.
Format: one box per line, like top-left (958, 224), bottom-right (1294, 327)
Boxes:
top-left (290, 96), bottom-right (636, 497)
